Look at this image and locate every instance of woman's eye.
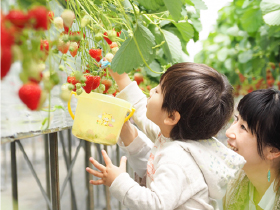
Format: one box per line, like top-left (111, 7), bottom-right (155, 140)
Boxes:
top-left (241, 125), bottom-right (247, 131)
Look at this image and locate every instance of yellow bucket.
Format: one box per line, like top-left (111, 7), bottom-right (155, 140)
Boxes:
top-left (68, 91), bottom-right (135, 145)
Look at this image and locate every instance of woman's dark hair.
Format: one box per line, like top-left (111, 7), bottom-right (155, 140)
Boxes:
top-left (160, 62), bottom-right (234, 140)
top-left (237, 88), bottom-right (280, 158)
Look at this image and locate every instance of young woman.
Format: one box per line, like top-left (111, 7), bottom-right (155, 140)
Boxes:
top-left (224, 88), bottom-right (280, 210)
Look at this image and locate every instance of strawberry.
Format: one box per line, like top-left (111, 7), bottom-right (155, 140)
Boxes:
top-left (70, 31), bottom-right (85, 48)
top-left (69, 42), bottom-right (78, 57)
top-left (18, 83), bottom-right (42, 110)
top-left (57, 38), bottom-right (70, 54)
top-left (5, 10), bottom-right (30, 29)
top-left (116, 31), bottom-right (121, 37)
top-left (89, 48), bottom-right (102, 59)
top-left (1, 46), bottom-right (12, 79)
top-left (48, 11), bottom-right (54, 21)
top-left (61, 9), bottom-right (75, 32)
top-left (83, 74), bottom-right (94, 93)
top-left (110, 42), bottom-right (118, 49)
top-left (101, 79), bottom-right (112, 93)
top-left (29, 71), bottom-right (43, 84)
top-left (103, 32), bottom-right (112, 45)
top-left (92, 76), bottom-right (101, 90)
top-left (1, 22), bottom-right (15, 48)
top-left (67, 76), bottom-right (79, 91)
top-left (105, 53), bottom-right (114, 62)
top-left (28, 6), bottom-right (49, 30)
top-left (54, 17), bottom-right (63, 29)
top-left (134, 73), bottom-right (144, 85)
top-left (83, 70), bottom-right (90, 74)
top-left (95, 56), bottom-right (102, 62)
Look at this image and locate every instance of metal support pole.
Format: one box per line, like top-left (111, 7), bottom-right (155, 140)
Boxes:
top-left (59, 131), bottom-right (77, 210)
top-left (67, 129), bottom-right (74, 210)
top-left (49, 132), bottom-right (61, 210)
top-left (104, 145), bottom-right (111, 210)
top-left (11, 141), bottom-right (18, 210)
top-left (44, 134), bottom-right (51, 210)
top-left (85, 141), bottom-right (94, 210)
top-left (117, 145), bottom-right (122, 210)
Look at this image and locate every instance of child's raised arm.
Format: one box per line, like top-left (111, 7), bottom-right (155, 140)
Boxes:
top-left (108, 68), bottom-right (131, 91)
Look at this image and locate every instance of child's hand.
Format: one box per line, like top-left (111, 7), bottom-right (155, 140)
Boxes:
top-left (120, 121), bottom-right (138, 146)
top-left (108, 68), bottom-right (131, 91)
top-left (86, 150), bottom-right (127, 187)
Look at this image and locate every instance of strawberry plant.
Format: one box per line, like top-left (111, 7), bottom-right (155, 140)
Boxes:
top-left (195, 0), bottom-right (280, 96)
top-left (1, 0), bottom-right (205, 129)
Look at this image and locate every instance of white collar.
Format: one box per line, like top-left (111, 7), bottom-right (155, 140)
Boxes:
top-left (249, 180), bottom-right (276, 210)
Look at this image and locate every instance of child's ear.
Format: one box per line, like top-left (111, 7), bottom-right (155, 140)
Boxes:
top-left (266, 147), bottom-right (280, 160)
top-left (164, 111), bottom-right (180, 126)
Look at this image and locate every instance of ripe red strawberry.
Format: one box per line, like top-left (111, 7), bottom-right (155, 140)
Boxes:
top-left (57, 38), bottom-right (70, 54)
top-left (18, 83), bottom-right (42, 110)
top-left (67, 76), bottom-right (79, 91)
top-left (5, 10), bottom-right (30, 29)
top-left (103, 32), bottom-right (112, 45)
top-left (83, 70), bottom-right (90, 74)
top-left (69, 42), bottom-right (78, 57)
top-left (89, 48), bottom-right (102, 59)
top-left (28, 6), bottom-right (49, 30)
top-left (1, 47), bottom-right (12, 79)
top-left (1, 23), bottom-right (15, 48)
top-left (95, 56), bottom-right (102, 62)
top-left (83, 74), bottom-right (94, 93)
top-left (92, 76), bottom-right (101, 90)
top-left (101, 79), bottom-right (112, 93)
top-left (134, 73), bottom-right (144, 85)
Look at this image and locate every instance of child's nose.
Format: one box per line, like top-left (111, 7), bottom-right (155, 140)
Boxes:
top-left (225, 126), bottom-right (236, 139)
top-left (150, 88), bottom-right (155, 96)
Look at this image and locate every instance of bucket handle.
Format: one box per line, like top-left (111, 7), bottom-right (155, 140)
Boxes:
top-left (124, 107), bottom-right (135, 122)
top-left (68, 91), bottom-right (77, 120)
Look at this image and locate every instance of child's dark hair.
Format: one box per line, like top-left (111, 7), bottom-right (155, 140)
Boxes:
top-left (160, 62), bottom-right (234, 140)
top-left (237, 88), bottom-right (280, 158)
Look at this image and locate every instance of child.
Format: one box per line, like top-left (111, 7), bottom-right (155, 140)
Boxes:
top-left (86, 62), bottom-right (246, 209)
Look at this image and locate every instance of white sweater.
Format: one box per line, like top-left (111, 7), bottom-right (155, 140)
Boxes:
top-left (110, 81), bottom-right (246, 210)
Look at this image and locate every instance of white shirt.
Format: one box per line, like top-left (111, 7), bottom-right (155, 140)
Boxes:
top-left (249, 180), bottom-right (276, 210)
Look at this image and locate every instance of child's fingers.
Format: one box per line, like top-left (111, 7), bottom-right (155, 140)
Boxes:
top-left (89, 179), bottom-right (104, 185)
top-left (89, 157), bottom-right (106, 172)
top-left (101, 150), bottom-right (112, 166)
top-left (86, 167), bottom-right (103, 178)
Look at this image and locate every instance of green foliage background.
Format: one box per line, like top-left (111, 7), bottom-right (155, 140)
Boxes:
top-left (195, 0), bottom-right (280, 94)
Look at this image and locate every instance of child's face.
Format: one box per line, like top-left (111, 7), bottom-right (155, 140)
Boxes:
top-left (225, 114), bottom-right (264, 171)
top-left (146, 84), bottom-right (168, 126)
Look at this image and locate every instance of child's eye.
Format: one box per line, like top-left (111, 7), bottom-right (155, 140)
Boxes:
top-left (234, 115), bottom-right (238, 121)
top-left (241, 124), bottom-right (247, 131)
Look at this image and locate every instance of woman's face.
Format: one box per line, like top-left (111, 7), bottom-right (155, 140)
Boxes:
top-left (225, 114), bottom-right (264, 171)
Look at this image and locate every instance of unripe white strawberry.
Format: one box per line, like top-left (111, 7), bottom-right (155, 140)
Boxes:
top-left (60, 83), bottom-right (72, 102)
top-left (112, 47), bottom-right (119, 55)
top-left (61, 9), bottom-right (75, 28)
top-left (53, 17), bottom-right (63, 29)
top-left (81, 15), bottom-right (91, 28)
top-left (105, 53), bottom-right (114, 62)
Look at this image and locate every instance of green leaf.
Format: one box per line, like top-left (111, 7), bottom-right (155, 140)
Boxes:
top-left (174, 21), bottom-right (194, 41)
top-left (145, 60), bottom-right (163, 77)
top-left (190, 17), bottom-right (202, 32)
top-left (163, 0), bottom-right (183, 21)
top-left (241, 8), bottom-right (263, 33)
top-left (161, 29), bottom-right (182, 63)
top-left (111, 23), bottom-right (155, 74)
top-left (190, 0), bottom-right (207, 10)
top-left (263, 10), bottom-right (280, 26)
top-left (238, 50), bottom-right (253, 63)
top-left (137, 0), bottom-right (164, 10)
top-left (252, 57), bottom-right (266, 75)
top-left (260, 0), bottom-right (280, 15)
top-left (217, 48), bottom-right (228, 62)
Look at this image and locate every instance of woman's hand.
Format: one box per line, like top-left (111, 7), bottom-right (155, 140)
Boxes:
top-left (108, 68), bottom-right (132, 91)
top-left (86, 150), bottom-right (127, 187)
